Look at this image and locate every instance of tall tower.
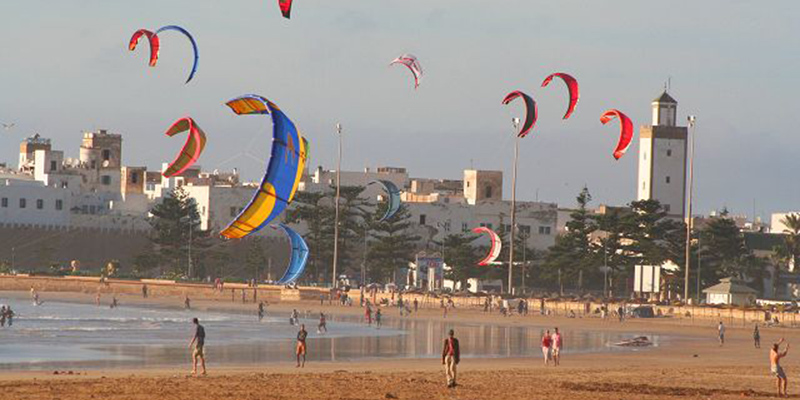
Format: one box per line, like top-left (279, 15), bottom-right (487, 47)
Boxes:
top-left (637, 91), bottom-right (688, 218)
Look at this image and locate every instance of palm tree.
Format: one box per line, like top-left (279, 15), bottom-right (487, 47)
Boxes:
top-left (781, 214), bottom-right (800, 270)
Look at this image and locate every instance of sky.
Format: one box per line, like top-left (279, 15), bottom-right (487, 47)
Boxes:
top-left (0, 1), bottom-right (798, 221)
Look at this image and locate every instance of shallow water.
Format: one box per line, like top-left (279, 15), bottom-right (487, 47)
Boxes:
top-left (0, 298), bottom-right (663, 370)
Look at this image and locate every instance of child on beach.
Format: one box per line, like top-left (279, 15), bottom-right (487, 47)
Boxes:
top-left (318, 312), bottom-right (327, 333)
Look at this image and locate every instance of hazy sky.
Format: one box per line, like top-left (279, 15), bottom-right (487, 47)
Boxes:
top-left (1, 1), bottom-right (798, 221)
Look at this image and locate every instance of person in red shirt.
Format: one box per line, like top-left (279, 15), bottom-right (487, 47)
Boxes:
top-left (441, 329), bottom-right (461, 388)
top-left (541, 329), bottom-right (552, 365)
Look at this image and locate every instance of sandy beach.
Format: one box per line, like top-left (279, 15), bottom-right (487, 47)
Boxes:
top-left (0, 290), bottom-right (795, 399)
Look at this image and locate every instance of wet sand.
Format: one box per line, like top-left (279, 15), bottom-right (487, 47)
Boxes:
top-left (0, 290), bottom-right (794, 399)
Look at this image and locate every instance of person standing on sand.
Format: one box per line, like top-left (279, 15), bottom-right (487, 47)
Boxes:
top-left (441, 329), bottom-right (460, 388)
top-left (551, 327), bottom-right (563, 366)
top-left (95, 292), bottom-right (101, 306)
top-left (541, 329), bottom-right (552, 365)
top-left (258, 302), bottom-right (265, 321)
top-left (142, 284), bottom-right (148, 298)
top-left (189, 318), bottom-right (207, 376)
top-left (754, 325), bottom-right (761, 348)
top-left (718, 321), bottom-right (725, 346)
top-left (185, 296), bottom-right (191, 310)
top-left (375, 309), bottom-right (382, 328)
top-left (414, 298), bottom-right (419, 313)
top-left (5, 306), bottom-right (13, 327)
top-left (296, 324), bottom-right (308, 368)
top-left (771, 338), bottom-right (789, 397)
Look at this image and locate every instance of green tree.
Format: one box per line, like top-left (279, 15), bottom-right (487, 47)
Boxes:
top-left (336, 186), bottom-right (371, 277)
top-left (698, 213), bottom-right (762, 282)
top-left (437, 233), bottom-right (479, 290)
top-left (541, 187), bottom-right (598, 292)
top-left (780, 213), bottom-right (800, 270)
top-left (148, 186), bottom-right (205, 278)
top-left (286, 191), bottom-right (334, 284)
top-left (367, 204), bottom-right (420, 283)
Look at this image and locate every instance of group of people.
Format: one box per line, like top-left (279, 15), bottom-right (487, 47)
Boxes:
top-left (540, 328), bottom-right (564, 366)
top-left (0, 305), bottom-right (15, 327)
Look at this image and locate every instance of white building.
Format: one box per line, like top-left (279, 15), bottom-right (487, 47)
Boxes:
top-left (637, 91), bottom-right (688, 218)
top-left (0, 177), bottom-right (70, 227)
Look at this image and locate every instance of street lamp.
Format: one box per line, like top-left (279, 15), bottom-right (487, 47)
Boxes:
top-left (508, 117), bottom-right (521, 294)
top-left (180, 214), bottom-right (196, 279)
top-left (684, 115), bottom-right (696, 302)
top-left (332, 123), bottom-right (343, 288)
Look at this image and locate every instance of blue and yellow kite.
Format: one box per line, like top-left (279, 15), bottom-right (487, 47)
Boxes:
top-left (275, 223), bottom-right (309, 285)
top-left (221, 95), bottom-right (309, 239)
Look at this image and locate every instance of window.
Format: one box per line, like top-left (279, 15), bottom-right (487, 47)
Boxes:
top-left (61, 181), bottom-right (68, 188)
top-left (666, 149), bottom-right (672, 157)
top-left (89, 205), bottom-right (96, 214)
top-left (503, 224), bottom-right (511, 232)
top-left (664, 204), bottom-right (671, 212)
top-left (644, 152), bottom-right (647, 161)
top-left (36, 199), bottom-right (44, 209)
top-left (642, 181), bottom-right (646, 190)
top-left (90, 160), bottom-right (96, 169)
top-left (1, 198), bottom-right (7, 208)
top-left (461, 223), bottom-right (468, 232)
top-left (665, 176), bottom-right (671, 184)
top-left (50, 161), bottom-right (57, 171)
top-left (55, 199), bottom-right (63, 210)
top-left (230, 207), bottom-right (238, 217)
top-left (81, 205), bottom-right (88, 214)
top-left (102, 149), bottom-right (111, 161)
top-left (101, 175), bottom-right (111, 185)
top-left (419, 214), bottom-right (426, 225)
top-left (466, 181), bottom-right (470, 188)
top-left (485, 186), bottom-right (492, 198)
top-left (19, 198), bottom-right (26, 209)
top-left (131, 172), bottom-right (139, 184)
top-left (538, 226), bottom-right (552, 235)
top-left (519, 225), bottom-right (531, 235)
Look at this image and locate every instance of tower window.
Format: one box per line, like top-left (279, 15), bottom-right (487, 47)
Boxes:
top-left (485, 186), bottom-right (492, 198)
top-left (1, 198), bottom-right (7, 208)
top-left (644, 152), bottom-right (647, 161)
top-left (36, 199), bottom-right (44, 209)
top-left (666, 176), bottom-right (671, 184)
top-left (642, 182), bottom-right (646, 190)
top-left (131, 172), bottom-right (139, 184)
top-left (55, 199), bottom-right (63, 210)
top-left (419, 214), bottom-right (427, 225)
top-left (664, 204), bottom-right (671, 212)
top-left (101, 175), bottom-right (111, 185)
top-left (19, 198), bottom-right (26, 209)
top-left (50, 160), bottom-right (57, 171)
top-left (102, 149), bottom-right (111, 161)
top-left (666, 149), bottom-right (672, 157)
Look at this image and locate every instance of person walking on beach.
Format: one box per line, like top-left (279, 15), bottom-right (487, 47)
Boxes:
top-left (318, 312), bottom-right (327, 333)
top-left (541, 329), bottom-right (552, 365)
top-left (184, 296), bottom-right (191, 310)
top-left (441, 329), bottom-right (460, 388)
top-left (257, 302), bottom-right (265, 321)
top-left (189, 318), bottom-right (207, 376)
top-left (95, 292), bottom-right (101, 306)
top-left (770, 338), bottom-right (789, 397)
top-left (718, 321), bottom-right (725, 346)
top-left (551, 327), bottom-right (563, 366)
top-left (754, 325), bottom-right (761, 349)
top-left (375, 308), bottom-right (382, 328)
top-left (5, 306), bottom-right (13, 327)
top-left (142, 284), bottom-right (148, 299)
top-left (110, 296), bottom-right (118, 309)
top-left (291, 309), bottom-right (299, 326)
top-left (414, 298), bottom-right (419, 313)
top-left (0, 306), bottom-right (6, 328)
top-left (365, 304), bottom-right (373, 325)
top-left (296, 324), bottom-right (308, 368)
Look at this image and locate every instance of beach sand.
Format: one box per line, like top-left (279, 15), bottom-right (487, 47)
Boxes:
top-left (0, 290), bottom-right (793, 399)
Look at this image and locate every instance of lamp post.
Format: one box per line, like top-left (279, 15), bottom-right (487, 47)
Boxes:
top-left (603, 241), bottom-right (609, 298)
top-left (180, 214), bottom-right (196, 279)
top-left (332, 123), bottom-right (343, 288)
top-left (684, 115), bottom-right (696, 302)
top-left (508, 118), bottom-right (520, 294)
